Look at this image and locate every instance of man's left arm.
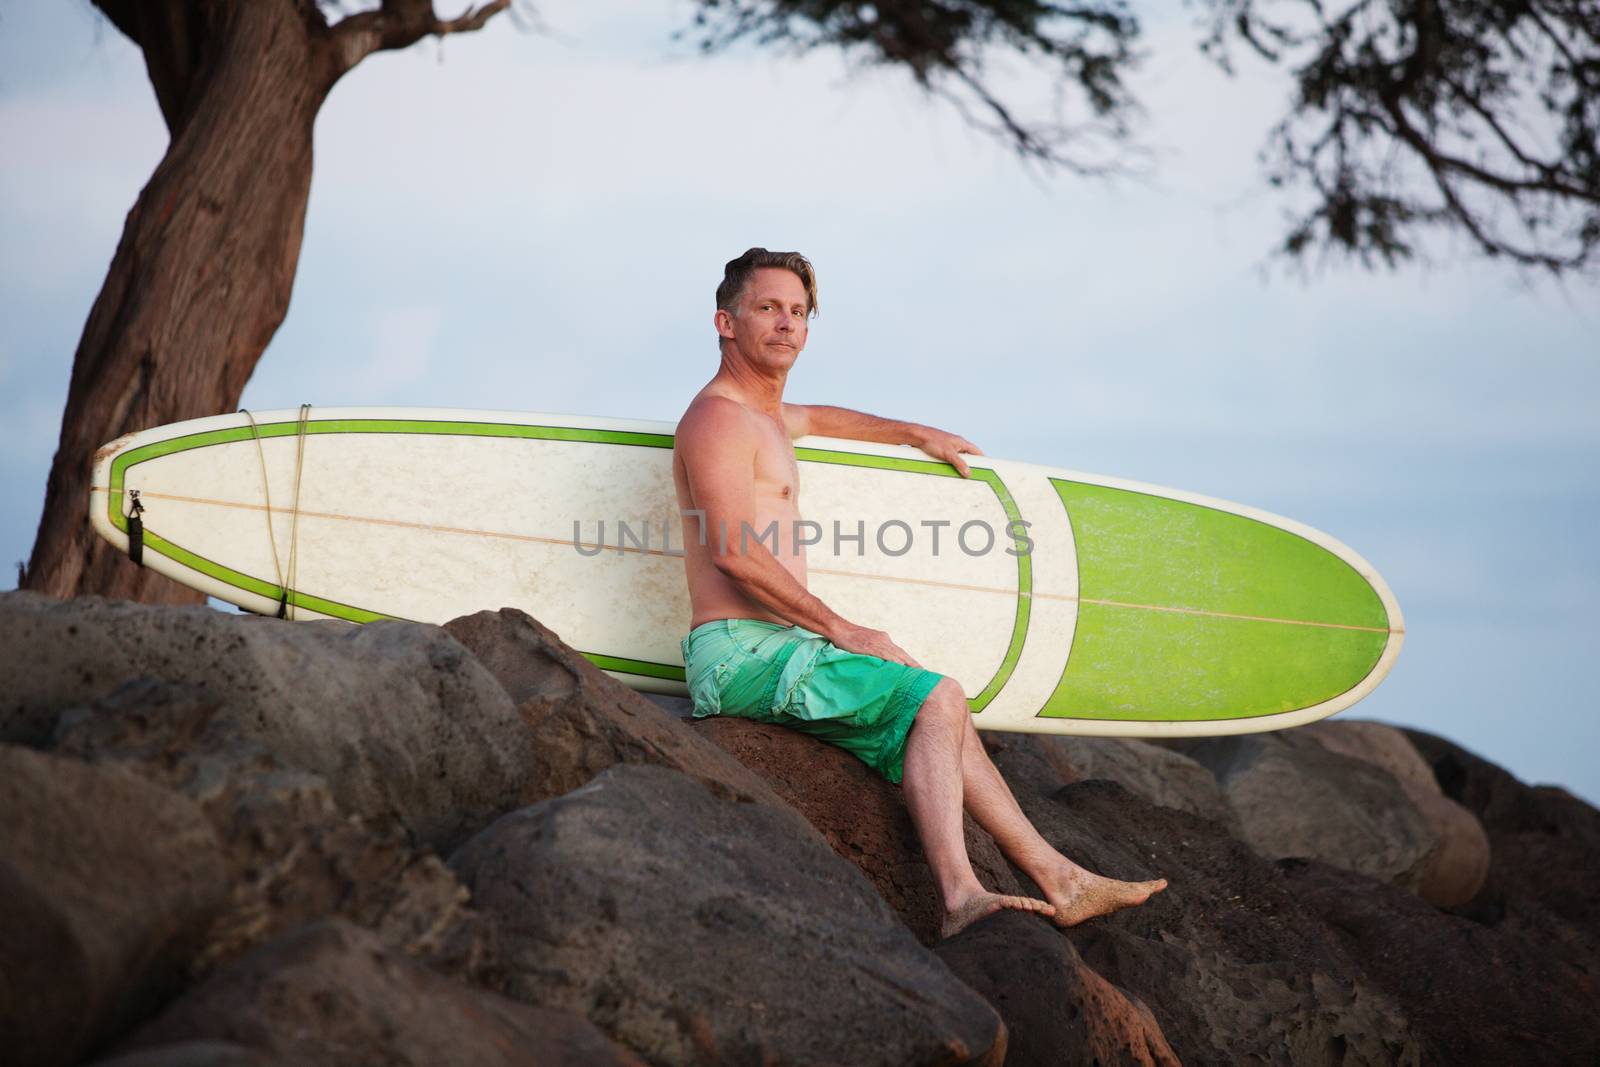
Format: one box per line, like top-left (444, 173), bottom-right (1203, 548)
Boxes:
top-left (783, 403), bottom-right (983, 478)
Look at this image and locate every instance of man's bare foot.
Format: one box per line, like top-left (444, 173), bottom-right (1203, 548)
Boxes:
top-left (940, 891), bottom-right (1055, 939)
top-left (1043, 867), bottom-right (1167, 927)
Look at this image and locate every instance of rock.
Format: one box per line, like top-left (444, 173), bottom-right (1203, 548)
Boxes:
top-left (642, 693), bottom-right (694, 718)
top-left (85, 1043), bottom-right (283, 1067)
top-left (0, 590), bottom-right (537, 851)
top-left (1405, 728), bottom-right (1600, 975)
top-left (935, 910), bottom-right (1181, 1067)
top-left (442, 607), bottom-right (781, 807)
top-left (1170, 731), bottom-right (1437, 891)
top-left (450, 764), bottom-right (1005, 1067)
top-left (694, 714), bottom-right (1023, 944)
top-left (988, 732), bottom-right (1237, 830)
top-left (1304, 721), bottom-right (1489, 906)
top-left (1404, 728), bottom-right (1600, 840)
top-left (1016, 779), bottom-right (1423, 1066)
top-left (52, 679), bottom-right (492, 980)
top-left (118, 920), bottom-right (640, 1067)
top-left (1281, 857), bottom-right (1600, 1065)
top-left (1303, 720), bottom-right (1435, 792)
top-left (0, 745), bottom-right (228, 1067)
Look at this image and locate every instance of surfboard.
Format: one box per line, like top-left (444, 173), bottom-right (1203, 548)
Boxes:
top-left (87, 407), bottom-right (1403, 736)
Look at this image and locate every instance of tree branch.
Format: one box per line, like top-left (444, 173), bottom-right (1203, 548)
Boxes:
top-left (325, 0), bottom-right (510, 83)
top-left (1206, 0), bottom-right (1600, 275)
top-left (685, 1), bottom-right (1141, 175)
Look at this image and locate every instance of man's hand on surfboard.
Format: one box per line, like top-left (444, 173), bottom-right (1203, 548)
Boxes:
top-left (912, 426), bottom-right (983, 478)
top-left (828, 622), bottom-right (922, 668)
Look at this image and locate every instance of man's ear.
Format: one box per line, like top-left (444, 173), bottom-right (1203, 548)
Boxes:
top-left (714, 307), bottom-right (736, 341)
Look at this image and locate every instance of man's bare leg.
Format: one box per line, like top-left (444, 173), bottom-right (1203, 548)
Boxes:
top-left (955, 710), bottom-right (1167, 925)
top-left (902, 678), bottom-right (1054, 937)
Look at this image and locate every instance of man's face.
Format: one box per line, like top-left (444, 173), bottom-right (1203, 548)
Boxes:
top-left (716, 267), bottom-right (809, 372)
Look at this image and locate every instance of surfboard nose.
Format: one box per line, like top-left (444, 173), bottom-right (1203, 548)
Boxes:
top-left (1041, 479), bottom-right (1400, 724)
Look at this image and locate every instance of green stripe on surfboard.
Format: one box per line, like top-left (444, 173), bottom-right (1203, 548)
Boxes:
top-left (796, 445), bottom-right (1031, 710)
top-left (1043, 480), bottom-right (1388, 721)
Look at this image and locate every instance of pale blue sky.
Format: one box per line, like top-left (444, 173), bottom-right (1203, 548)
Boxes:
top-left (3, 3), bottom-right (1596, 801)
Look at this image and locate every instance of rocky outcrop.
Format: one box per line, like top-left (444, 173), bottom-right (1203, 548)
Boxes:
top-left (86, 1044), bottom-right (283, 1067)
top-left (449, 763), bottom-right (1006, 1067)
top-left (1282, 857), bottom-right (1600, 1064)
top-left (935, 909), bottom-right (1181, 1067)
top-left (116, 920), bottom-right (641, 1067)
top-left (1017, 778), bottom-right (1425, 1065)
top-left (0, 591), bottom-right (536, 851)
top-left (0, 746), bottom-right (228, 1067)
top-left (694, 714), bottom-right (1024, 944)
top-left (4, 590), bottom-right (1596, 1067)
top-left (1304, 720), bottom-right (1489, 906)
top-left (50, 679), bottom-right (490, 979)
top-left (1406, 727), bottom-right (1600, 975)
top-left (1170, 731), bottom-right (1439, 891)
top-left (988, 732), bottom-right (1237, 829)
top-left (442, 607), bottom-right (781, 807)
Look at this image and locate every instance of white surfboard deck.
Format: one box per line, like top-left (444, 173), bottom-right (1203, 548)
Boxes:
top-left (88, 407), bottom-right (1403, 737)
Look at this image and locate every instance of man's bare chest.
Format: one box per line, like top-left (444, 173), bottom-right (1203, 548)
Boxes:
top-left (752, 424), bottom-right (800, 503)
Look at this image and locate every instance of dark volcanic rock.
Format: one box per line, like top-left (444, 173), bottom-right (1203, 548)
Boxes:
top-left (1170, 731), bottom-right (1437, 892)
top-left (1281, 857), bottom-right (1600, 1065)
top-left (1406, 728), bottom-right (1600, 975)
top-left (935, 910), bottom-right (1181, 1067)
top-left (443, 607), bottom-right (782, 806)
top-left (990, 732), bottom-right (1237, 830)
top-left (450, 764), bottom-right (1004, 1067)
top-left (1012, 778), bottom-right (1423, 1066)
top-left (85, 1043), bottom-right (283, 1067)
top-left (0, 745), bottom-right (227, 1067)
top-left (0, 590), bottom-right (536, 851)
top-left (52, 679), bottom-right (491, 979)
top-left (1304, 720), bottom-right (1489, 907)
top-left (694, 714), bottom-right (1024, 944)
top-left (119, 920), bottom-right (640, 1067)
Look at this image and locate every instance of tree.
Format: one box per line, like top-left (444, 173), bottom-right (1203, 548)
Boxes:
top-left (1201, 0), bottom-right (1600, 271)
top-left (22, 0), bottom-right (1599, 603)
top-left (22, 0), bottom-right (511, 604)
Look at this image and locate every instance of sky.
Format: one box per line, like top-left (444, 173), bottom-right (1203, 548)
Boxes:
top-left (2, 2), bottom-right (1597, 802)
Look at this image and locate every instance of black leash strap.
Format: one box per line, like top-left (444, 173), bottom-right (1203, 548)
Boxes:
top-left (127, 490), bottom-right (145, 566)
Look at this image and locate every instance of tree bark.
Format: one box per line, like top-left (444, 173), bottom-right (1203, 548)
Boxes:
top-left (23, 0), bottom-right (334, 603)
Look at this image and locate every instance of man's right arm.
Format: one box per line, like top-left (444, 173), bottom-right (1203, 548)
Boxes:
top-left (678, 399), bottom-right (920, 666)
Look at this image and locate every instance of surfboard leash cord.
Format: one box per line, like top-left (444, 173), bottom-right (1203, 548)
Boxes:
top-left (240, 403), bottom-right (312, 619)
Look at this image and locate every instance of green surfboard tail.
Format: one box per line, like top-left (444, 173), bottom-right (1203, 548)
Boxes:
top-left (1042, 480), bottom-right (1393, 723)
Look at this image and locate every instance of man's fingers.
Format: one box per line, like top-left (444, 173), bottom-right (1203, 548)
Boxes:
top-left (952, 453), bottom-right (971, 478)
top-left (892, 645), bottom-right (922, 669)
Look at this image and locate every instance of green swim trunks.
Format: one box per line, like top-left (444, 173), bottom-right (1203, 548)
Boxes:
top-left (681, 618), bottom-right (945, 784)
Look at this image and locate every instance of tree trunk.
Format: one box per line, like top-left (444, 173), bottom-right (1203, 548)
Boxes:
top-left (23, 0), bottom-right (334, 603)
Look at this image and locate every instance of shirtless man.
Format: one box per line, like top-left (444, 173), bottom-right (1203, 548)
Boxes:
top-left (673, 247), bottom-right (1166, 938)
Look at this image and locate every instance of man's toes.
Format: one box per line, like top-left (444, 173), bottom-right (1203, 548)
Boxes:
top-left (1001, 894), bottom-right (1055, 917)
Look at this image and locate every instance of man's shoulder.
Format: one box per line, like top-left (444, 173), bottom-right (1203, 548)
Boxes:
top-left (679, 393), bottom-right (758, 439)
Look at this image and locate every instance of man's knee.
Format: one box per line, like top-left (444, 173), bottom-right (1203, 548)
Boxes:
top-left (918, 677), bottom-right (968, 722)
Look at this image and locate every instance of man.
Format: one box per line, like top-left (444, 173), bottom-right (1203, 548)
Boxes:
top-left (673, 248), bottom-right (1166, 938)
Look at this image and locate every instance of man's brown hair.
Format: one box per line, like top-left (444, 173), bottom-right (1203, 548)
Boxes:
top-left (716, 248), bottom-right (819, 318)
